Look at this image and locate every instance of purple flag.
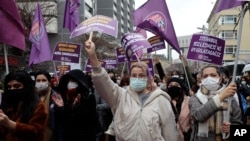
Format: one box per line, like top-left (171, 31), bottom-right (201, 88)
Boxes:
top-left (29, 4), bottom-right (52, 66)
top-left (132, 0), bottom-right (180, 54)
top-left (63, 0), bottom-right (80, 32)
top-left (215, 0), bottom-right (245, 13)
top-left (0, 0), bottom-right (25, 50)
top-left (135, 27), bottom-right (147, 38)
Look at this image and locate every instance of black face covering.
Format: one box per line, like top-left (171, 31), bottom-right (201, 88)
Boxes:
top-left (111, 77), bottom-right (117, 83)
top-left (246, 80), bottom-right (250, 85)
top-left (67, 88), bottom-right (78, 101)
top-left (4, 89), bottom-right (25, 108)
top-left (167, 86), bottom-right (182, 99)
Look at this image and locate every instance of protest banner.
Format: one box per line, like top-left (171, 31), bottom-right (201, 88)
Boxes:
top-left (116, 47), bottom-right (137, 63)
top-left (84, 58), bottom-right (106, 72)
top-left (121, 33), bottom-right (151, 61)
top-left (104, 59), bottom-right (117, 69)
top-left (187, 34), bottom-right (225, 65)
top-left (70, 15), bottom-right (118, 39)
top-left (147, 36), bottom-right (165, 53)
top-left (53, 42), bottom-right (81, 63)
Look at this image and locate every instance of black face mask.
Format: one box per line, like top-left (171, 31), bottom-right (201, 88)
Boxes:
top-left (4, 88), bottom-right (25, 107)
top-left (246, 80), bottom-right (250, 85)
top-left (111, 77), bottom-right (117, 83)
top-left (167, 86), bottom-right (182, 99)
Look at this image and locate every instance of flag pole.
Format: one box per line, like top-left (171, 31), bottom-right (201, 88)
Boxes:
top-left (121, 62), bottom-right (126, 77)
top-left (3, 44), bottom-right (9, 74)
top-left (53, 61), bottom-right (59, 79)
top-left (222, 4), bottom-right (245, 140)
top-left (180, 54), bottom-right (191, 90)
top-left (135, 53), bottom-right (141, 62)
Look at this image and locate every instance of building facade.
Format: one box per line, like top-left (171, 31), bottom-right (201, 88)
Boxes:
top-left (207, 1), bottom-right (250, 64)
top-left (95, 0), bottom-right (135, 40)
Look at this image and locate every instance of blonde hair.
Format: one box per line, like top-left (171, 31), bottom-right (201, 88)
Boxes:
top-left (129, 61), bottom-right (157, 91)
top-left (129, 61), bottom-right (148, 75)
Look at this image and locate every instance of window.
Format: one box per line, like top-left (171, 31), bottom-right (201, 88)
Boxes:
top-left (224, 45), bottom-right (237, 54)
top-left (85, 3), bottom-right (92, 14)
top-left (219, 30), bottom-right (237, 39)
top-left (219, 15), bottom-right (237, 25)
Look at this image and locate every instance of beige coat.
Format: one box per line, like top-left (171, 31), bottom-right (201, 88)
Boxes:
top-left (92, 67), bottom-right (178, 141)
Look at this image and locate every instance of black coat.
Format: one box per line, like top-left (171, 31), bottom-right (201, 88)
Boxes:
top-left (56, 69), bottom-right (99, 141)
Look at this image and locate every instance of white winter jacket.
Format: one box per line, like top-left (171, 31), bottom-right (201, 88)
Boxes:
top-left (92, 67), bottom-right (178, 141)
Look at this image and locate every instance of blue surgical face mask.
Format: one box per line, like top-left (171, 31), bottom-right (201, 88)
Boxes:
top-left (129, 77), bottom-right (147, 92)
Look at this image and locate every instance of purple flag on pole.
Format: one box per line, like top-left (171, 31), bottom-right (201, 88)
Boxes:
top-left (29, 4), bottom-right (52, 66)
top-left (135, 27), bottom-right (147, 38)
top-left (63, 0), bottom-right (80, 32)
top-left (132, 0), bottom-right (180, 54)
top-left (0, 0), bottom-right (25, 50)
top-left (214, 0), bottom-right (245, 13)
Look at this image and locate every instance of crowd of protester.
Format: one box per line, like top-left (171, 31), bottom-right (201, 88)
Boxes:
top-left (0, 45), bottom-right (250, 141)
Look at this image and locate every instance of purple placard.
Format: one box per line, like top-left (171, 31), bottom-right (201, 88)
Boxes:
top-left (147, 36), bottom-right (165, 53)
top-left (116, 47), bottom-right (127, 63)
top-left (104, 59), bottom-right (117, 69)
top-left (56, 65), bottom-right (71, 75)
top-left (116, 47), bottom-right (137, 63)
top-left (70, 15), bottom-right (118, 38)
top-left (187, 34), bottom-right (225, 65)
top-left (121, 33), bottom-right (151, 61)
top-left (52, 42), bottom-right (81, 63)
top-left (84, 58), bottom-right (106, 72)
top-left (128, 59), bottom-right (154, 76)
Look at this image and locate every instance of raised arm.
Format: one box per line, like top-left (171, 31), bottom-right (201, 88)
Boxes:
top-left (85, 40), bottom-right (99, 68)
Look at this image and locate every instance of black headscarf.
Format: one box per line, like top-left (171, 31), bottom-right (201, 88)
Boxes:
top-left (58, 69), bottom-right (92, 100)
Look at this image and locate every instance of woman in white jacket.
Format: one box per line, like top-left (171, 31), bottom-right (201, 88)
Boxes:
top-left (85, 40), bottom-right (178, 141)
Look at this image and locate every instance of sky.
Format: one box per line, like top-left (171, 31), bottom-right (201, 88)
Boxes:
top-left (135, 0), bottom-right (216, 59)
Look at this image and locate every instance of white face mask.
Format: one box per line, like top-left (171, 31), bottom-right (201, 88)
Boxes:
top-left (35, 82), bottom-right (49, 90)
top-left (241, 81), bottom-right (246, 85)
top-left (201, 76), bottom-right (220, 91)
top-left (117, 80), bottom-right (121, 84)
top-left (130, 78), bottom-right (147, 92)
top-left (67, 81), bottom-right (78, 89)
top-left (172, 75), bottom-right (179, 78)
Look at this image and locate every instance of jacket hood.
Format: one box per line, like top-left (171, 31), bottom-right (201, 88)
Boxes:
top-left (58, 69), bottom-right (90, 94)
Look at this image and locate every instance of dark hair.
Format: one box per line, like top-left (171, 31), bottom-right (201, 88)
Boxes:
top-left (166, 77), bottom-right (187, 92)
top-left (2, 70), bottom-right (39, 123)
top-left (201, 65), bottom-right (222, 77)
top-left (107, 70), bottom-right (116, 76)
top-left (220, 67), bottom-right (230, 79)
top-left (119, 74), bottom-right (130, 87)
top-left (34, 70), bottom-right (52, 82)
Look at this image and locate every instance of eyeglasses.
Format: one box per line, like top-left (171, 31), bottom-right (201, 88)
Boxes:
top-left (7, 83), bottom-right (23, 90)
top-left (130, 74), bottom-right (147, 79)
